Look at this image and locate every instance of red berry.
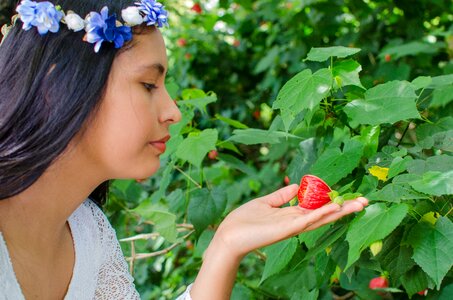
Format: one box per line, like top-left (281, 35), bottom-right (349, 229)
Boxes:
top-left (191, 3), bottom-right (202, 13)
top-left (369, 276), bottom-right (389, 290)
top-left (384, 54), bottom-right (391, 62)
top-left (184, 53), bottom-right (192, 60)
top-left (233, 39), bottom-right (240, 47)
top-left (297, 175), bottom-right (332, 209)
top-left (417, 289), bottom-right (428, 296)
top-left (253, 110), bottom-right (260, 119)
top-left (177, 38), bottom-right (187, 47)
top-left (284, 176), bottom-right (290, 185)
top-left (208, 150), bottom-right (218, 160)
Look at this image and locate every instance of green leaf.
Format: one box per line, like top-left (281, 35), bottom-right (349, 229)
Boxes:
top-left (367, 182), bottom-right (429, 203)
top-left (379, 41), bottom-right (443, 59)
top-left (407, 217), bottom-right (453, 288)
top-left (228, 128), bottom-right (300, 145)
top-left (332, 59), bottom-right (364, 88)
top-left (303, 224), bottom-right (348, 263)
top-left (290, 288), bottom-right (319, 300)
top-left (407, 155), bottom-right (453, 175)
top-left (344, 81), bottom-right (420, 125)
top-left (409, 170), bottom-right (453, 196)
top-left (431, 85), bottom-right (453, 108)
top-left (254, 46), bottom-right (280, 74)
top-left (358, 125), bottom-right (380, 158)
top-left (217, 153), bottom-right (256, 176)
top-left (411, 76), bottom-right (432, 90)
top-left (133, 206), bottom-right (177, 243)
top-left (298, 224), bottom-right (330, 248)
top-left (428, 74), bottom-right (453, 88)
top-left (305, 46), bottom-right (361, 62)
top-left (175, 129), bottom-right (218, 168)
top-left (310, 138), bottom-right (364, 186)
top-left (388, 156), bottom-right (413, 179)
top-left (377, 228), bottom-right (415, 280)
top-left (345, 203), bottom-right (408, 270)
top-left (273, 68), bottom-right (332, 131)
top-left (261, 238), bottom-right (298, 283)
top-left (188, 187), bottom-right (227, 234)
top-left (215, 113), bottom-right (249, 129)
top-left (401, 267), bottom-right (434, 296)
top-left (439, 284), bottom-right (453, 300)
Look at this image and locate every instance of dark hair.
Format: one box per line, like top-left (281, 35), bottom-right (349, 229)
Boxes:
top-left (0, 0), bottom-right (137, 205)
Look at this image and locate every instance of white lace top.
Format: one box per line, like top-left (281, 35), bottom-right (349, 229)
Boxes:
top-left (0, 199), bottom-right (192, 300)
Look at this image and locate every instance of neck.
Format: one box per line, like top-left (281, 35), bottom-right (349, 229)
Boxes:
top-left (0, 144), bottom-right (106, 255)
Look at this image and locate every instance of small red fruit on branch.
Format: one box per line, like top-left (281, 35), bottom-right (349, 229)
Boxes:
top-left (369, 276), bottom-right (389, 290)
top-left (417, 289), bottom-right (428, 296)
top-left (208, 150), bottom-right (218, 160)
top-left (177, 38), bottom-right (187, 47)
top-left (191, 3), bottom-right (202, 14)
top-left (284, 175), bottom-right (290, 185)
top-left (384, 54), bottom-right (391, 62)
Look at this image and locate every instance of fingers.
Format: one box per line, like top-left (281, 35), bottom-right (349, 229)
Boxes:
top-left (259, 184), bottom-right (299, 207)
top-left (302, 198), bottom-right (367, 231)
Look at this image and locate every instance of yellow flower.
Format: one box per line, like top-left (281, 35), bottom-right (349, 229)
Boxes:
top-left (368, 165), bottom-right (389, 181)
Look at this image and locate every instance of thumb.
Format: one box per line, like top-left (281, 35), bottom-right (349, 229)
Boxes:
top-left (259, 184), bottom-right (299, 207)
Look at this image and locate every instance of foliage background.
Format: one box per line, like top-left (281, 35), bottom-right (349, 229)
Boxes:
top-left (1, 0), bottom-right (453, 299)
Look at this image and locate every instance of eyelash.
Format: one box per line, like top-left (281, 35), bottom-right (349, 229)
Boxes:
top-left (143, 82), bottom-right (158, 92)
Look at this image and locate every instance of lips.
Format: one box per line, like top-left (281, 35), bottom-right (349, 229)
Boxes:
top-left (149, 135), bottom-right (170, 153)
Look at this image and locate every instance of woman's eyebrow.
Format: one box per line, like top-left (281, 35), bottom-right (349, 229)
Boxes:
top-left (136, 63), bottom-right (166, 76)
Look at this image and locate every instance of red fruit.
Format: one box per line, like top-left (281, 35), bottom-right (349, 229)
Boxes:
top-left (233, 39), bottom-right (240, 47)
top-left (177, 38), bottom-right (187, 47)
top-left (253, 110), bottom-right (260, 119)
top-left (284, 175), bottom-right (290, 185)
top-left (384, 54), bottom-right (391, 62)
top-left (297, 175), bottom-right (332, 209)
top-left (417, 289), bottom-right (428, 296)
top-left (369, 276), bottom-right (389, 290)
top-left (208, 150), bottom-right (218, 160)
top-left (191, 3), bottom-right (202, 13)
top-left (184, 53), bottom-right (192, 60)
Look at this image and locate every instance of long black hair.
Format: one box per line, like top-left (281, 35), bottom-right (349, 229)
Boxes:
top-left (0, 0), bottom-right (137, 206)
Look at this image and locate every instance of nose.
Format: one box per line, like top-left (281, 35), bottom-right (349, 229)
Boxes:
top-left (159, 87), bottom-right (181, 124)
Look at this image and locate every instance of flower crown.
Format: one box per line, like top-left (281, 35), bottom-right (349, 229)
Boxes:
top-left (1, 0), bottom-right (168, 53)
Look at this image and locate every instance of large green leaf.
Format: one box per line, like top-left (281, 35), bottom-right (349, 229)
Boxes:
top-left (261, 238), bottom-right (298, 283)
top-left (272, 68), bottom-right (332, 131)
top-left (431, 85), bottom-right (453, 108)
top-left (428, 74), bottom-right (453, 88)
top-left (377, 228), bottom-right (415, 280)
top-left (175, 129), bottom-right (218, 168)
top-left (332, 59), bottom-right (364, 88)
top-left (345, 203), bottom-right (408, 270)
top-left (379, 41), bottom-right (443, 59)
top-left (228, 128), bottom-right (300, 145)
top-left (409, 170), bottom-right (453, 196)
top-left (188, 187), bottom-right (227, 234)
top-left (133, 206), bottom-right (177, 243)
top-left (401, 267), bottom-right (434, 296)
top-left (305, 46), bottom-right (361, 62)
top-left (367, 182), bottom-right (429, 203)
top-left (310, 138), bottom-right (364, 186)
top-left (439, 284), bottom-right (453, 300)
top-left (407, 217), bottom-right (453, 288)
top-left (344, 81), bottom-right (420, 125)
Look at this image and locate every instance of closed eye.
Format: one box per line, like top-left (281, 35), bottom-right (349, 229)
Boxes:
top-left (143, 82), bottom-right (158, 92)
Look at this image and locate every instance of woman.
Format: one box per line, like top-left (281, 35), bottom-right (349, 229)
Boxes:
top-left (0, 0), bottom-right (368, 299)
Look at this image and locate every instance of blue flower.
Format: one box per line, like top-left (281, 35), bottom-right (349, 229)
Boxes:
top-left (16, 0), bottom-right (63, 35)
top-left (135, 0), bottom-right (168, 27)
top-left (85, 6), bottom-right (132, 53)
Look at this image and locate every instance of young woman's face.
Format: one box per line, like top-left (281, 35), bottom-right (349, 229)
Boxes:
top-left (78, 28), bottom-right (181, 180)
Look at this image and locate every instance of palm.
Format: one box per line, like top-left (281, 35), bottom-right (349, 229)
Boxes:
top-left (215, 184), bottom-right (367, 258)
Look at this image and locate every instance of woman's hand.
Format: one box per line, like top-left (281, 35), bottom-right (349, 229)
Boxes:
top-left (213, 184), bottom-right (368, 259)
top-left (189, 184), bottom-right (368, 300)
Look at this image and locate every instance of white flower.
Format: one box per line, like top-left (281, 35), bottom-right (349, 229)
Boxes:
top-left (121, 6), bottom-right (143, 26)
top-left (64, 11), bottom-right (85, 32)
